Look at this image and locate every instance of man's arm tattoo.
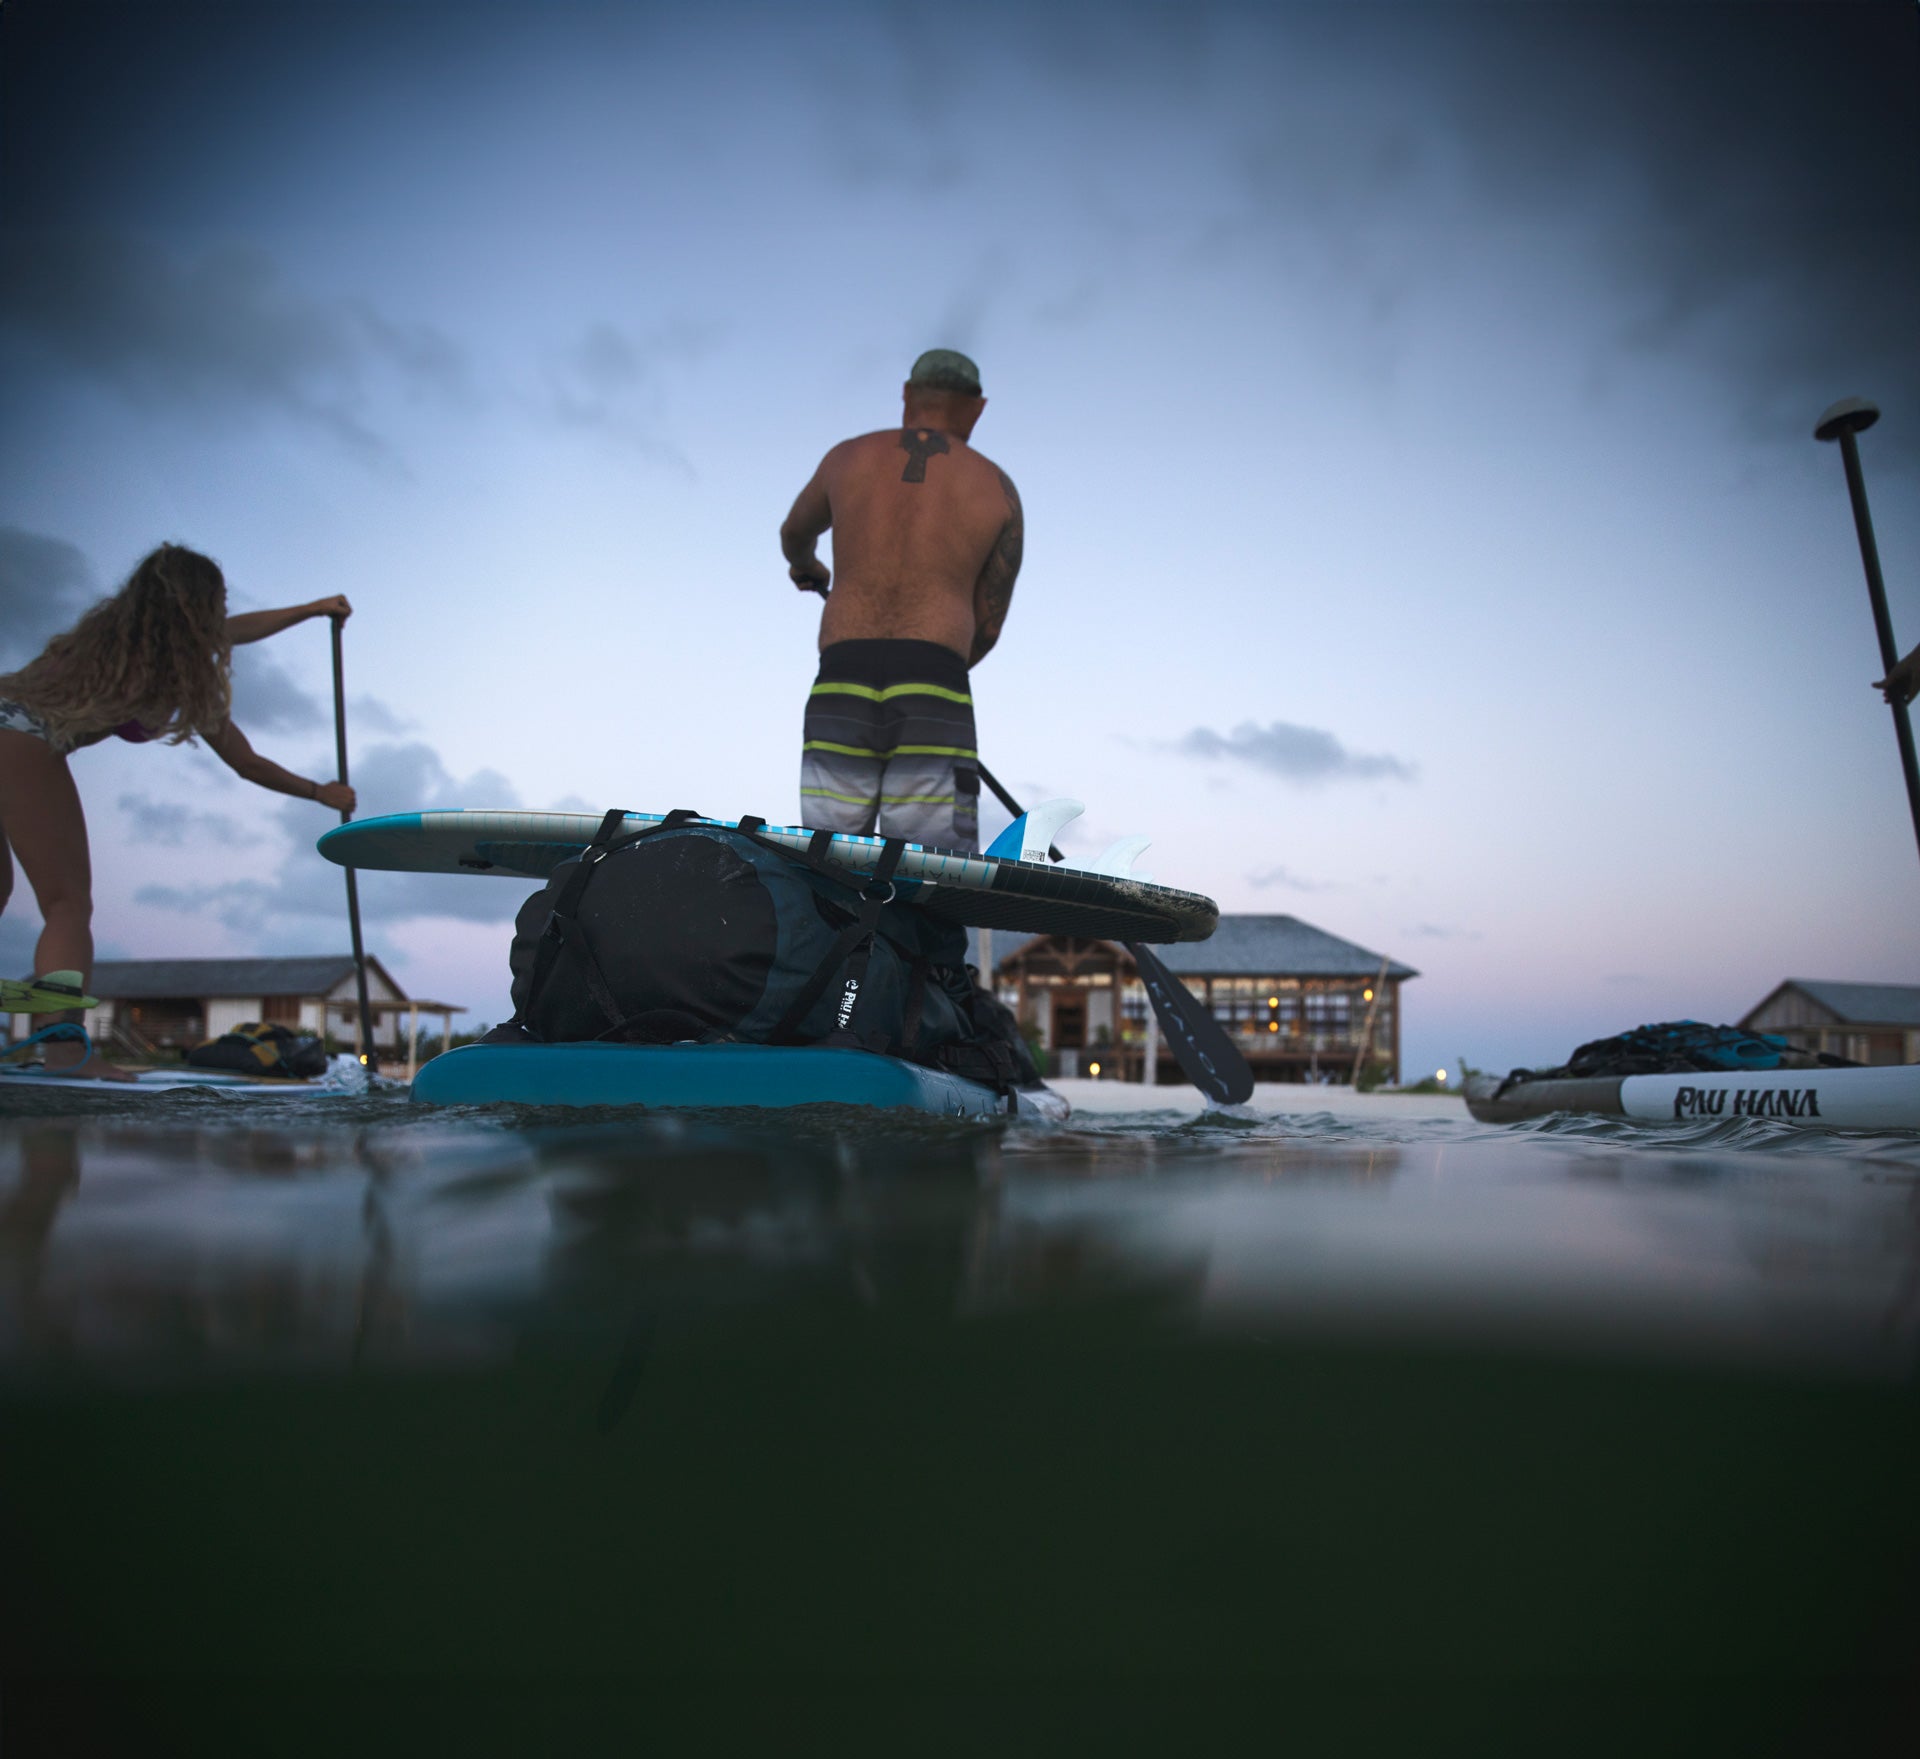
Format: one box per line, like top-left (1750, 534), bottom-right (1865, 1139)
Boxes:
top-left (898, 427), bottom-right (950, 483)
top-left (968, 469), bottom-right (1024, 666)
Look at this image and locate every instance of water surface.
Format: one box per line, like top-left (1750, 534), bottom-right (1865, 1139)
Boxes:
top-left (3, 1089), bottom-right (1916, 1753)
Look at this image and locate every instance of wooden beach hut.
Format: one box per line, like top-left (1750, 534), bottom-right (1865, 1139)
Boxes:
top-left (995, 914), bottom-right (1418, 1085)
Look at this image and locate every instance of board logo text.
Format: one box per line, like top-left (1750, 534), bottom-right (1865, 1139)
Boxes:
top-left (1673, 1085), bottom-right (1822, 1121)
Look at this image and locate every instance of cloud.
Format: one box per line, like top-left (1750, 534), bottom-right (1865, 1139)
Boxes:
top-left (566, 322), bottom-right (644, 394)
top-left (539, 317), bottom-right (716, 469)
top-left (982, 3), bottom-right (1920, 459)
top-left (118, 792), bottom-right (262, 849)
top-left (131, 878), bottom-right (288, 937)
top-left (0, 526), bottom-right (95, 665)
top-left (1406, 923), bottom-right (1482, 943)
top-left (0, 231), bottom-right (470, 463)
top-left (347, 695), bottom-right (414, 737)
top-left (226, 646), bottom-right (325, 734)
top-left (1363, 3), bottom-right (1920, 457)
top-left (135, 737), bottom-right (540, 931)
top-left (1175, 720), bottom-right (1416, 786)
top-left (1247, 864), bottom-right (1340, 894)
top-left (814, 8), bottom-right (971, 193)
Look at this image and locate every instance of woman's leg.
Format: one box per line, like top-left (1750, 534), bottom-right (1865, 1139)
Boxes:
top-left (0, 728), bottom-right (132, 1077)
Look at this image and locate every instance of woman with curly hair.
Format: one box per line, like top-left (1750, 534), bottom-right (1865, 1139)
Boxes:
top-left (1, 543), bottom-right (356, 1078)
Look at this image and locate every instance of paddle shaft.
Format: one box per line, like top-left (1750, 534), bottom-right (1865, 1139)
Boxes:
top-left (1830, 425), bottom-right (1920, 872)
top-left (1349, 953), bottom-right (1391, 1087)
top-left (974, 761), bottom-right (1253, 1106)
top-left (330, 619), bottom-right (377, 1068)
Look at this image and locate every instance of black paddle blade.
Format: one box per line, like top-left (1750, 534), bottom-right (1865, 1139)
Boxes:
top-left (974, 760), bottom-right (1255, 1105)
top-left (1130, 940), bottom-right (1255, 1107)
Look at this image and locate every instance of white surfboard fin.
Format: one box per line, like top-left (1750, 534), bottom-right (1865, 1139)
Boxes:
top-left (1088, 834), bottom-right (1152, 880)
top-left (984, 796), bottom-right (1084, 864)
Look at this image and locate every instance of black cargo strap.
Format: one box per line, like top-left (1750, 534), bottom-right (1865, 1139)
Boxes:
top-left (515, 808), bottom-right (704, 1029)
top-left (728, 820), bottom-right (876, 895)
top-left (767, 837), bottom-right (907, 1046)
top-left (933, 1037), bottom-right (1023, 1088)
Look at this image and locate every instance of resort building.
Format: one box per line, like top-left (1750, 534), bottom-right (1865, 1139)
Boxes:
top-left (6, 955), bottom-right (465, 1072)
top-left (1739, 980), bottom-right (1920, 1066)
top-left (995, 914), bottom-right (1417, 1084)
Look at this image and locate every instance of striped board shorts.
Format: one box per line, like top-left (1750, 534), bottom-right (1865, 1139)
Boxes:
top-left (799, 638), bottom-right (980, 851)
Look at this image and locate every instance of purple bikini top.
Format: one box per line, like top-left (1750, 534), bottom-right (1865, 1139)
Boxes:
top-left (112, 721), bottom-right (156, 744)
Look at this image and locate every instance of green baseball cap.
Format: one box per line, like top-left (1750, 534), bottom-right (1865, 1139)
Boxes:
top-left (907, 348), bottom-right (982, 395)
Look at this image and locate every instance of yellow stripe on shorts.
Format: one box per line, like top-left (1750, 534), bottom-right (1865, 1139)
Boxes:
top-left (807, 680), bottom-right (973, 706)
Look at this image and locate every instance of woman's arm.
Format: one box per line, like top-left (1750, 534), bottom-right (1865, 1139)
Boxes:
top-left (204, 722), bottom-right (355, 811)
top-left (226, 596), bottom-right (352, 646)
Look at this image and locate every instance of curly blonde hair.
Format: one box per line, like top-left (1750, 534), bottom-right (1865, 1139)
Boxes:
top-left (1, 544), bottom-right (233, 749)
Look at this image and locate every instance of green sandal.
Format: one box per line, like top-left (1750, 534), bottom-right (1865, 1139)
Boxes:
top-left (1, 970), bottom-right (101, 1013)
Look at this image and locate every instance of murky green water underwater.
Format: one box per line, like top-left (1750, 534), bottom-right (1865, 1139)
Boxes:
top-left (3, 1090), bottom-right (1917, 1754)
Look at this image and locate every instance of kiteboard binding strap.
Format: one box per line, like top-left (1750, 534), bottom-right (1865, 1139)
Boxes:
top-left (3, 1021), bottom-right (95, 1071)
top-left (2, 970), bottom-right (100, 1013)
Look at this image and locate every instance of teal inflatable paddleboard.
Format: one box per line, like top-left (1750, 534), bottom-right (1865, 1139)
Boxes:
top-left (410, 1041), bottom-right (1067, 1118)
top-left (319, 801), bottom-right (1218, 943)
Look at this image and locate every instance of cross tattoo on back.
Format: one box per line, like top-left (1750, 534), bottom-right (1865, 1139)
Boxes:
top-left (898, 427), bottom-right (950, 483)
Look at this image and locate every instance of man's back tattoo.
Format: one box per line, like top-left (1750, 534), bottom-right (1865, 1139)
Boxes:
top-left (898, 427), bottom-right (950, 483)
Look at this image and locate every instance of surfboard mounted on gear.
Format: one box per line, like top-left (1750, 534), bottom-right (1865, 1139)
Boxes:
top-left (318, 802), bottom-right (1218, 943)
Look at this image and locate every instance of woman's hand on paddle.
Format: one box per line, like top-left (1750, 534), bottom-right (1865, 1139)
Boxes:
top-left (314, 780), bottom-right (355, 812)
top-left (226, 596), bottom-right (352, 645)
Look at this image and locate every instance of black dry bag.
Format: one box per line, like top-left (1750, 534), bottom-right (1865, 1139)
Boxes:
top-left (500, 814), bottom-right (1005, 1071)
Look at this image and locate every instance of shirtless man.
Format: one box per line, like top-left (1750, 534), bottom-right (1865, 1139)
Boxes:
top-left (780, 349), bottom-right (1022, 852)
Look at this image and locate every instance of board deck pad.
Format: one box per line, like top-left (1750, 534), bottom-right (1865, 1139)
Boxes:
top-left (319, 809), bottom-right (1219, 943)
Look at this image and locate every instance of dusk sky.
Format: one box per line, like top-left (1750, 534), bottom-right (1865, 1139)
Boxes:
top-left (3, 0), bottom-right (1917, 1081)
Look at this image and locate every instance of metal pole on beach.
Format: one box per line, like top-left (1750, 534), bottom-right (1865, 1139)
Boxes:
top-left (330, 617), bottom-right (378, 1069)
top-left (1814, 397), bottom-right (1920, 875)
